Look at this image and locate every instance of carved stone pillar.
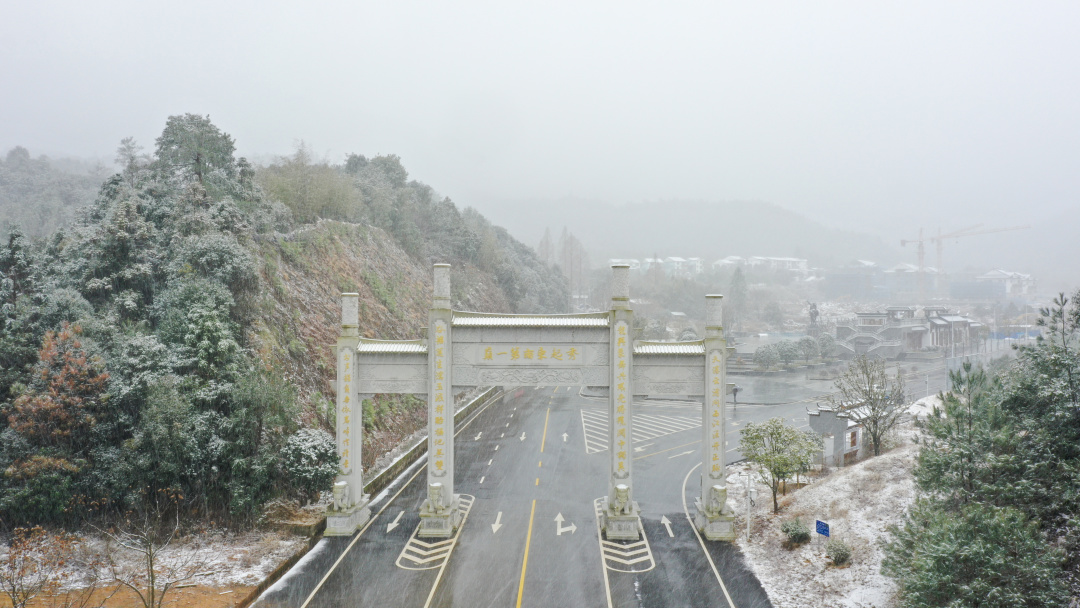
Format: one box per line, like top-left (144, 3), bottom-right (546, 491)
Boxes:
top-left (326, 293), bottom-right (372, 536)
top-left (419, 264), bottom-right (462, 537)
top-left (694, 294), bottom-right (736, 540)
top-left (602, 264), bottom-right (641, 540)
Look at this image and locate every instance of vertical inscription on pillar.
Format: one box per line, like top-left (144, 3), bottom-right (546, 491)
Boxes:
top-left (613, 321), bottom-right (630, 476)
top-left (707, 349), bottom-right (723, 479)
top-left (431, 320), bottom-right (449, 478)
top-left (338, 349), bottom-right (353, 474)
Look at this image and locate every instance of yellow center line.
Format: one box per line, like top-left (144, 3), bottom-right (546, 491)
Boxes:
top-left (516, 498), bottom-right (537, 608)
top-left (540, 407), bottom-right (551, 453)
top-left (633, 439), bottom-right (701, 461)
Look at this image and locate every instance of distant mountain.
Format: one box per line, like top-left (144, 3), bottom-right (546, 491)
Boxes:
top-left (481, 198), bottom-right (901, 269)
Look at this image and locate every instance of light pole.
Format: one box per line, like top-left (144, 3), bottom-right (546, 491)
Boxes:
top-left (740, 472), bottom-right (756, 542)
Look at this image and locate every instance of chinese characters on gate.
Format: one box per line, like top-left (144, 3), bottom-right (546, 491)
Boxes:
top-left (613, 321), bottom-right (629, 475)
top-left (708, 349), bottom-right (723, 476)
top-left (432, 321), bottom-right (449, 477)
top-left (479, 346), bottom-right (580, 363)
top-left (339, 350), bottom-right (352, 473)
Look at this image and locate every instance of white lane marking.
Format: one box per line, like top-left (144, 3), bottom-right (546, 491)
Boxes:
top-left (494, 445), bottom-right (500, 451)
top-left (386, 510), bottom-right (404, 533)
top-left (397, 495), bottom-right (476, 571)
top-left (300, 390), bottom-right (507, 608)
top-left (668, 450), bottom-right (695, 459)
top-left (681, 465), bottom-right (737, 608)
top-left (580, 410), bottom-right (701, 453)
top-left (479, 476), bottom-right (485, 484)
top-left (488, 459), bottom-right (493, 466)
top-left (554, 513), bottom-right (577, 535)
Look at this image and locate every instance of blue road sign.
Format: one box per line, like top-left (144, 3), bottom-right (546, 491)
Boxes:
top-left (816, 520), bottom-right (830, 537)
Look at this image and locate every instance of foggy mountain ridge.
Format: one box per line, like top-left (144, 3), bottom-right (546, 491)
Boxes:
top-left (484, 198), bottom-right (901, 269)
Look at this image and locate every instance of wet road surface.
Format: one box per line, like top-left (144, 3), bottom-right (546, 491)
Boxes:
top-left (253, 354), bottom-right (990, 607)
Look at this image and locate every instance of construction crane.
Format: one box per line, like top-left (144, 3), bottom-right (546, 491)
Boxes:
top-left (900, 224), bottom-right (1031, 302)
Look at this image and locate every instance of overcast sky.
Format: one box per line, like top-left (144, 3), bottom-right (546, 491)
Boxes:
top-left (3, 1), bottom-right (1078, 243)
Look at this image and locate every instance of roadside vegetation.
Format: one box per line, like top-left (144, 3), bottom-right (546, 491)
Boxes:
top-left (0, 115), bottom-right (567, 539)
top-left (881, 292), bottom-right (1080, 607)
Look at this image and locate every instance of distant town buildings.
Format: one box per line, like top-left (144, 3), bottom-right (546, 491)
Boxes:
top-left (834, 306), bottom-right (984, 359)
top-left (824, 260), bottom-right (1037, 303)
top-left (608, 255), bottom-right (809, 278)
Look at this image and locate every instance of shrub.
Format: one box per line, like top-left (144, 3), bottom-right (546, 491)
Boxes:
top-left (781, 518), bottom-right (811, 547)
top-left (281, 429), bottom-right (338, 505)
top-left (826, 538), bottom-right (851, 566)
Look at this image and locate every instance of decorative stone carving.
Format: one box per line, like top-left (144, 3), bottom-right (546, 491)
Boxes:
top-left (477, 368), bottom-right (582, 384)
top-left (332, 481), bottom-right (349, 511)
top-left (613, 484), bottom-right (631, 514)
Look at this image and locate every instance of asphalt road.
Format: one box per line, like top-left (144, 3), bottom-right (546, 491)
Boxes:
top-left (254, 387), bottom-right (773, 608)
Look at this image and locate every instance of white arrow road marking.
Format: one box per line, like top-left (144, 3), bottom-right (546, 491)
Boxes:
top-left (386, 510), bottom-right (404, 533)
top-left (634, 443), bottom-right (654, 453)
top-left (562, 433), bottom-right (568, 442)
top-left (491, 512), bottom-right (503, 533)
top-left (519, 432), bottom-right (526, 442)
top-left (660, 515), bottom-right (674, 537)
top-left (474, 432), bottom-right (483, 441)
top-left (668, 450), bottom-right (695, 459)
top-left (554, 513), bottom-right (577, 536)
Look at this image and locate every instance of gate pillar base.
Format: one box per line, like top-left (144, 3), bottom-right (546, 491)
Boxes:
top-left (601, 498), bottom-right (642, 541)
top-left (694, 486), bottom-right (737, 541)
top-left (325, 498), bottom-right (371, 537)
top-left (418, 494), bottom-right (462, 538)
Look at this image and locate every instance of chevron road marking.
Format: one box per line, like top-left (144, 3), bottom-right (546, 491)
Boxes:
top-left (395, 495), bottom-right (476, 570)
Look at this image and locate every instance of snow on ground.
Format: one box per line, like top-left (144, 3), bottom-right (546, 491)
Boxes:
top-left (0, 529), bottom-right (310, 593)
top-left (726, 422), bottom-right (920, 608)
top-left (906, 395), bottom-right (943, 421)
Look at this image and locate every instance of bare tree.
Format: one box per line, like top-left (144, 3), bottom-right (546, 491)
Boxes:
top-left (830, 355), bottom-right (906, 456)
top-left (97, 489), bottom-right (209, 608)
top-left (0, 526), bottom-right (81, 608)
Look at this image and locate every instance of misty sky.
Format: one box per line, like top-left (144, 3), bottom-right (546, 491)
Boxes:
top-left (3, 1), bottom-right (1078, 244)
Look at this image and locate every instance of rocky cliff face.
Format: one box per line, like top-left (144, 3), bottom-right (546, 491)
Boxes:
top-left (247, 219), bottom-right (551, 467)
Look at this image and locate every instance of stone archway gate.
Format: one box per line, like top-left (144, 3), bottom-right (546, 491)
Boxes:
top-left (326, 264), bottom-right (736, 541)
